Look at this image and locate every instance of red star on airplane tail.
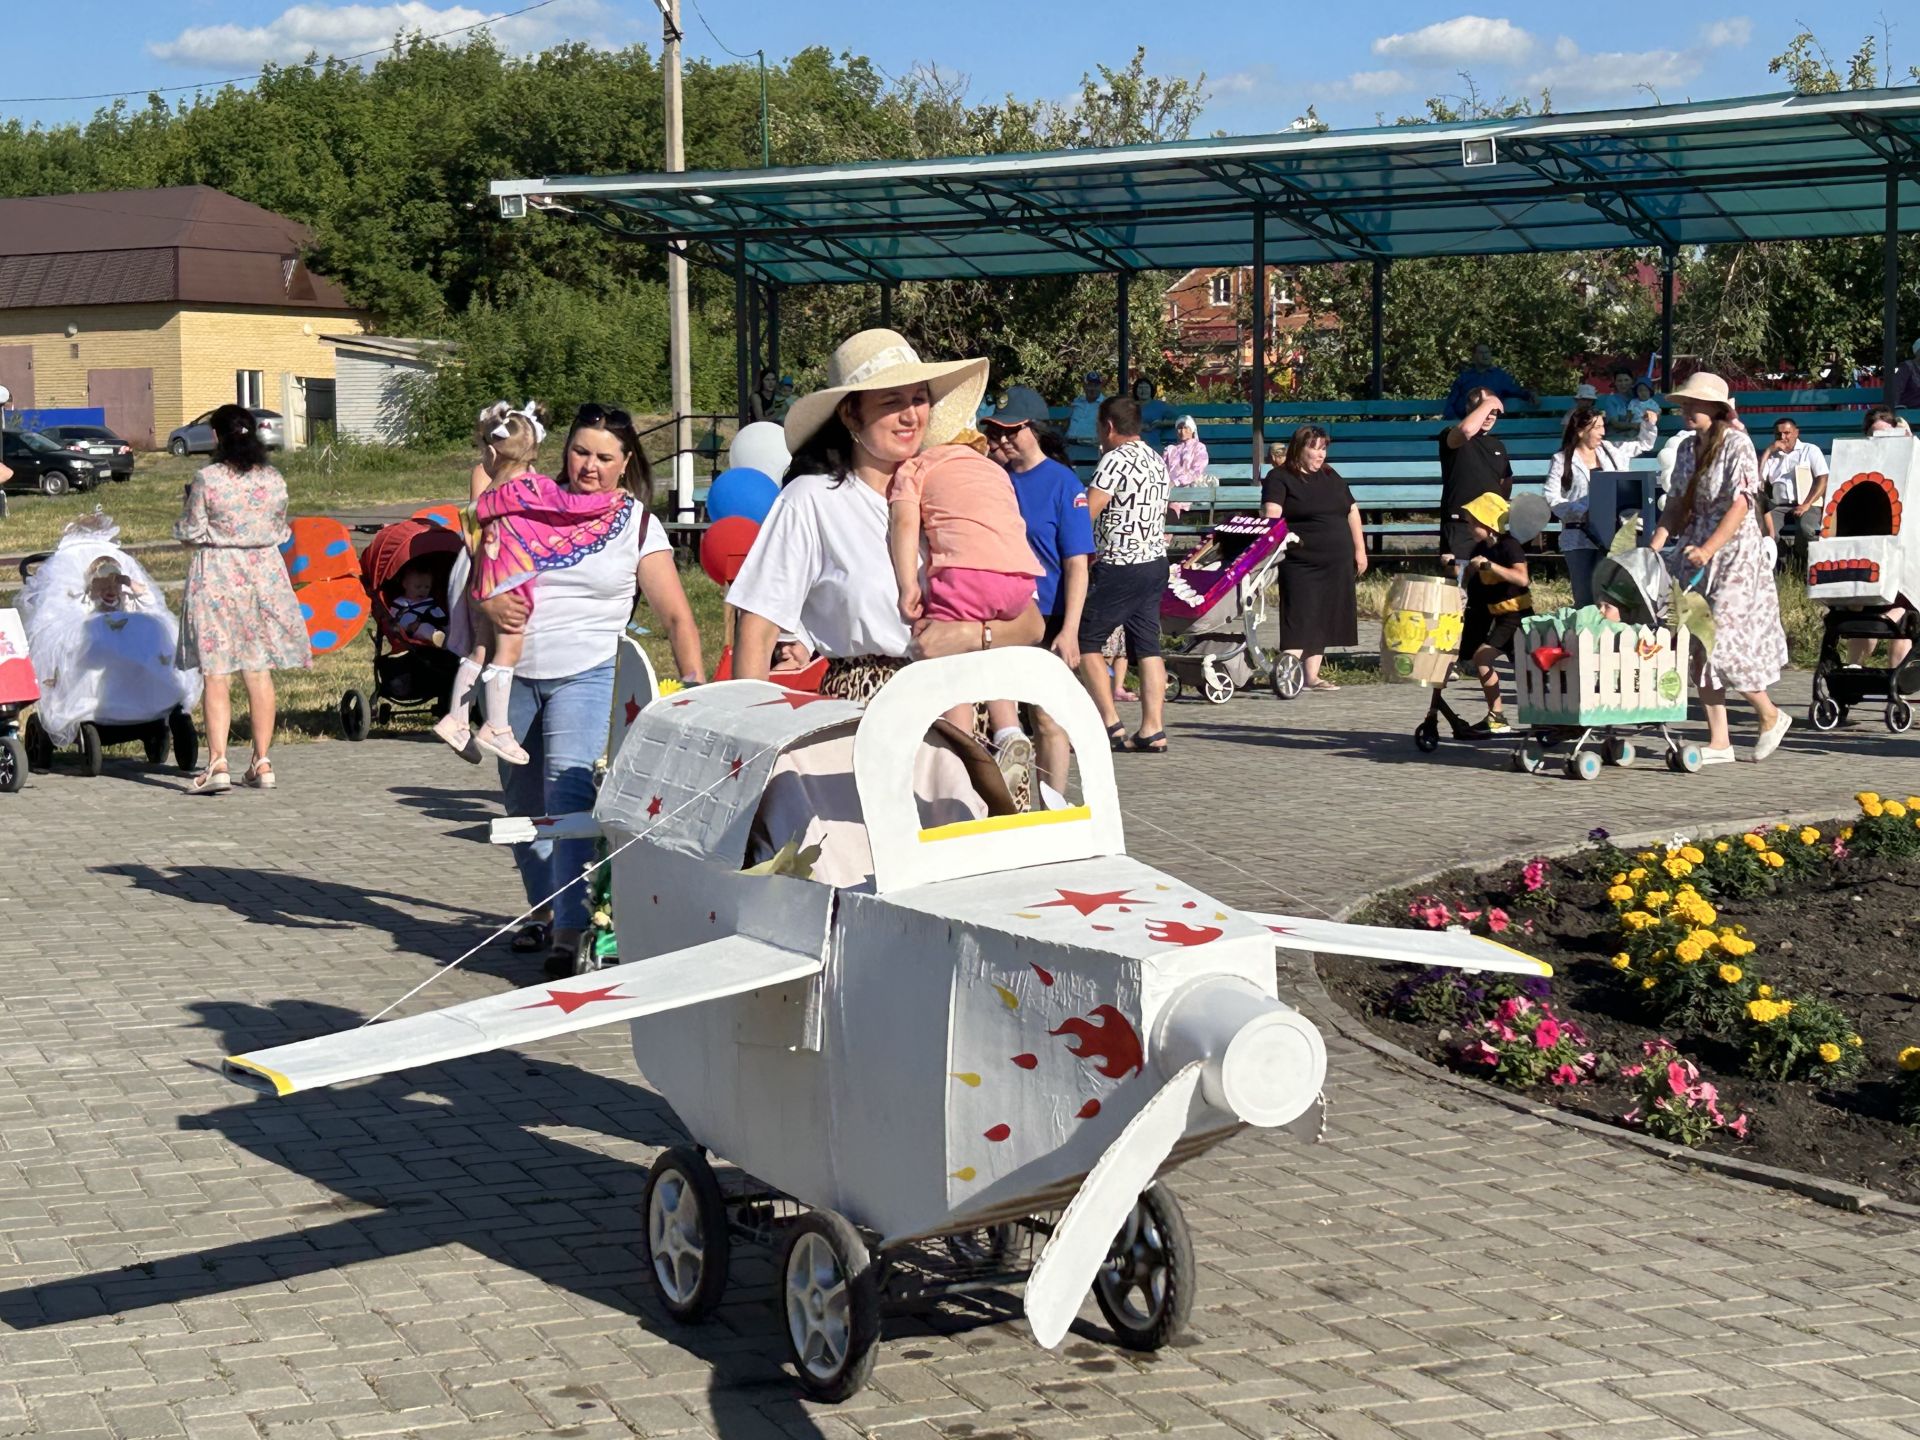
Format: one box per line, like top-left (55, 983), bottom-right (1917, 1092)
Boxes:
top-left (514, 985), bottom-right (629, 1015)
top-left (623, 696), bottom-right (642, 725)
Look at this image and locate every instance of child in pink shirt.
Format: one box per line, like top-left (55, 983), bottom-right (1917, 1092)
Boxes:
top-left (889, 435), bottom-right (1046, 757)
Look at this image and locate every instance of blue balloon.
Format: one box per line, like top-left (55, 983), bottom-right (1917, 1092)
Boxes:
top-left (706, 466), bottom-right (780, 524)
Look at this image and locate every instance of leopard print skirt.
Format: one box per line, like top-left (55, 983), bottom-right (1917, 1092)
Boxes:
top-left (818, 655), bottom-right (1029, 810)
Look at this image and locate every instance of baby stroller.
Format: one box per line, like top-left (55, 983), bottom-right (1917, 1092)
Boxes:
top-left (1804, 435), bottom-right (1920, 732)
top-left (1161, 514), bottom-right (1295, 704)
top-left (0, 608), bottom-right (38, 792)
top-left (336, 517), bottom-right (465, 741)
top-left (15, 513), bottom-right (201, 778)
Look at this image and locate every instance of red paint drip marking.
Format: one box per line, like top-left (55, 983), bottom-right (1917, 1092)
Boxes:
top-left (1030, 963), bottom-right (1055, 986)
top-left (1011, 1053), bottom-right (1038, 1070)
top-left (983, 1123), bottom-right (1012, 1142)
top-left (1076, 1099), bottom-right (1102, 1120)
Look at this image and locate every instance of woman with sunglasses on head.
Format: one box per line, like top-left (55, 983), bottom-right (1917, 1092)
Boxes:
top-left (729, 329), bottom-right (1043, 704)
top-left (471, 402), bottom-right (706, 974)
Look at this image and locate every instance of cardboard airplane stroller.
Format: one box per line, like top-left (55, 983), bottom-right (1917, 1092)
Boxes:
top-left (224, 649), bottom-right (1547, 1400)
top-left (1804, 434), bottom-right (1920, 732)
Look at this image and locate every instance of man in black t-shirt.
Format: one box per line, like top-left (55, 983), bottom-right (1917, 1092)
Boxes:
top-left (1457, 491), bottom-right (1532, 733)
top-left (1438, 388), bottom-right (1515, 568)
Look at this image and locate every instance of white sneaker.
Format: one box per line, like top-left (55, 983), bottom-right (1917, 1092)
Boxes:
top-left (1697, 746), bottom-right (1737, 766)
top-left (1752, 712), bottom-right (1792, 762)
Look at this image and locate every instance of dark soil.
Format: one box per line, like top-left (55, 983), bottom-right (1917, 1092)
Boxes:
top-left (1319, 834), bottom-right (1920, 1204)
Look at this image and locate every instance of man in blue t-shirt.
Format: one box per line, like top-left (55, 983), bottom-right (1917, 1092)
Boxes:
top-left (985, 385), bottom-right (1094, 791)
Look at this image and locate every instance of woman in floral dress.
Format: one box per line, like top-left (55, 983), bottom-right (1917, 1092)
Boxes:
top-left (1648, 373), bottom-right (1791, 765)
top-left (175, 405), bottom-right (311, 793)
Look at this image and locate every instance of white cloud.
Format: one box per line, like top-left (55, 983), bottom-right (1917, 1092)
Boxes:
top-left (1524, 46), bottom-right (1701, 97)
top-left (148, 1), bottom-right (615, 68)
top-left (1210, 67), bottom-right (1271, 98)
top-left (1341, 69), bottom-right (1410, 98)
top-left (1372, 16), bottom-right (1535, 67)
top-left (1701, 17), bottom-right (1753, 48)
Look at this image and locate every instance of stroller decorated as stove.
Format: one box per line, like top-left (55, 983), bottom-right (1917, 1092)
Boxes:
top-left (1160, 514), bottom-right (1295, 704)
top-left (16, 513), bottom-right (201, 777)
top-left (1803, 434), bottom-right (1920, 732)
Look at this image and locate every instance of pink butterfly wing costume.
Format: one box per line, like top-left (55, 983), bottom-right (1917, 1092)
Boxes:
top-left (472, 472), bottom-right (632, 616)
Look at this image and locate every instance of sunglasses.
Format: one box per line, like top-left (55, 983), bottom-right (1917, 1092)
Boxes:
top-left (573, 403), bottom-right (635, 432)
top-left (982, 421), bottom-right (1029, 439)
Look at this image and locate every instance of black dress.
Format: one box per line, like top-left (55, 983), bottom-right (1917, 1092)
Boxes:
top-left (1264, 464), bottom-right (1359, 652)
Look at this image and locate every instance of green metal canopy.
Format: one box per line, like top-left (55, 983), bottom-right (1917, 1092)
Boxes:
top-left (493, 88), bottom-right (1920, 284)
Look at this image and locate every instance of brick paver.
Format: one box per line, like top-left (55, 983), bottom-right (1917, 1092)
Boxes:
top-left (3, 670), bottom-right (1919, 1439)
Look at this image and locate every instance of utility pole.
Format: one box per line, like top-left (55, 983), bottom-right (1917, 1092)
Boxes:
top-left (660, 0), bottom-right (694, 520)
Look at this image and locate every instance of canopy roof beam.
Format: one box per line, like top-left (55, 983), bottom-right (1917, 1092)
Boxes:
top-left (1194, 159), bottom-right (1381, 260)
top-left (908, 178), bottom-right (1141, 273)
top-left (1832, 114), bottom-right (1920, 181)
top-left (1500, 139), bottom-right (1677, 251)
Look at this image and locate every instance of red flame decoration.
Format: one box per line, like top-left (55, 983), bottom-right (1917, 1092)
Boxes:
top-left (1050, 1005), bottom-right (1145, 1078)
top-left (1145, 918), bottom-right (1223, 948)
top-left (1076, 1098), bottom-right (1102, 1120)
top-left (1011, 1053), bottom-right (1038, 1070)
top-left (984, 1123), bottom-right (1012, 1142)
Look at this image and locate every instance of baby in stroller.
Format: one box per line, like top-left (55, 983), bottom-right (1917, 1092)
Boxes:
top-left (16, 512), bottom-right (201, 754)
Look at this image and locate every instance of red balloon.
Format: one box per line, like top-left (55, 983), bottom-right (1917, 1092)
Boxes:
top-left (700, 515), bottom-right (761, 586)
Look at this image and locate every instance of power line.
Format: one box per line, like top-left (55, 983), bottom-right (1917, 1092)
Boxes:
top-left (687, 0), bottom-right (758, 62)
top-left (0, 0), bottom-right (565, 107)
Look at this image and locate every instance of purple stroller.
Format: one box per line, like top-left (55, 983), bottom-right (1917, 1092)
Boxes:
top-left (1160, 514), bottom-right (1296, 704)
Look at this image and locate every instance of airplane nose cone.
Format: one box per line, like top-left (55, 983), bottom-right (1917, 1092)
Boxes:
top-left (1152, 977), bottom-right (1326, 1128)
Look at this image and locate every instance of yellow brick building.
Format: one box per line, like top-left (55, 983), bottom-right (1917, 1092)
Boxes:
top-left (0, 187), bottom-right (366, 449)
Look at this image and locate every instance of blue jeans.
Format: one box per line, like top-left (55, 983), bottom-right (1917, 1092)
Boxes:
top-left (1564, 548), bottom-right (1599, 608)
top-left (500, 662), bottom-right (613, 932)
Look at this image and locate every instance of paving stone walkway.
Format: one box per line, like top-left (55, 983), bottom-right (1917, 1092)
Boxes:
top-left (3, 671), bottom-right (1920, 1440)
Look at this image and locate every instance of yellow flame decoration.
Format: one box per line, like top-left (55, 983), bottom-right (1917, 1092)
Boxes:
top-left (951, 1167), bottom-right (977, 1181)
top-left (949, 1072), bottom-right (981, 1087)
top-left (994, 985), bottom-right (1019, 1010)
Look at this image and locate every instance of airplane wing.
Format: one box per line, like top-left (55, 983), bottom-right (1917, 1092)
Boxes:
top-left (1247, 912), bottom-right (1551, 976)
top-left (224, 936), bottom-right (823, 1097)
top-left (490, 811), bottom-right (600, 845)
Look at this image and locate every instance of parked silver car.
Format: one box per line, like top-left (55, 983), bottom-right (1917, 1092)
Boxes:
top-left (166, 408), bottom-right (284, 456)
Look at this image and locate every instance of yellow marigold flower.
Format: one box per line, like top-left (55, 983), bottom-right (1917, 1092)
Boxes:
top-left (1680, 845), bottom-right (1705, 864)
top-left (1799, 827), bottom-right (1821, 846)
top-left (1848, 1035), bottom-right (1863, 1048)
top-left (1694, 904), bottom-right (1719, 927)
top-left (1907, 796), bottom-right (1920, 809)
top-left (1780, 1000), bottom-right (1795, 1014)
top-left (1857, 792), bottom-right (1882, 807)
top-left (1841, 826), bottom-right (1854, 840)
top-left (1866, 802), bottom-right (1885, 818)
top-left (1818, 1043), bottom-right (1842, 1064)
top-left (1757, 984), bottom-right (1773, 999)
top-left (1628, 867), bottom-right (1648, 882)
top-left (1607, 884), bottom-right (1635, 903)
top-left (1644, 890), bottom-right (1671, 909)
top-left (1888, 801), bottom-right (1909, 819)
top-left (1652, 948), bottom-right (1670, 963)
top-left (1900, 1046), bottom-right (1920, 1073)
top-left (1642, 976), bottom-right (1657, 990)
top-left (1622, 911), bottom-right (1655, 931)
top-left (1722, 935), bottom-right (1754, 957)
top-left (1742, 833), bottom-right (1767, 851)
top-left (1718, 963), bottom-right (1743, 983)
top-left (1612, 871), bottom-right (1628, 885)
top-left (1611, 953), bottom-right (1632, 970)
top-left (1747, 999), bottom-right (1784, 1023)
top-left (1714, 840), bottom-right (1730, 853)
top-left (1762, 851), bottom-right (1785, 869)
top-left (1674, 940), bottom-right (1704, 964)
top-left (1774, 822), bottom-right (1789, 832)
top-left (1689, 928), bottom-right (1719, 949)
top-left (1664, 858), bottom-right (1693, 879)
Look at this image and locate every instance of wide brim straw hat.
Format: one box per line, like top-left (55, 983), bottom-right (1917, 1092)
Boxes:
top-left (1665, 372), bottom-right (1733, 412)
top-left (783, 328), bottom-right (989, 453)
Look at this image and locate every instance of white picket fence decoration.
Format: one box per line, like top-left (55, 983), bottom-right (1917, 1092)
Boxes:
top-left (1515, 611), bottom-right (1690, 727)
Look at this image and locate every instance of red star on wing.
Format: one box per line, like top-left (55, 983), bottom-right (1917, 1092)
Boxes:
top-left (646, 795), bottom-right (663, 818)
top-left (1032, 887), bottom-right (1147, 917)
top-left (623, 696), bottom-right (642, 725)
top-left (754, 691), bottom-right (835, 709)
top-left (727, 756), bottom-right (744, 780)
top-left (514, 984), bottom-right (629, 1015)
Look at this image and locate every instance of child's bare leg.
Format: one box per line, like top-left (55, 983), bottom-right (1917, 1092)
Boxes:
top-left (1474, 646), bottom-right (1502, 712)
top-left (986, 699), bottom-right (1021, 737)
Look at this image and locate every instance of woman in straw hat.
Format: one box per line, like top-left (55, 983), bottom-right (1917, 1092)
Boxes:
top-left (1648, 372), bottom-right (1791, 764)
top-left (729, 329), bottom-right (1043, 701)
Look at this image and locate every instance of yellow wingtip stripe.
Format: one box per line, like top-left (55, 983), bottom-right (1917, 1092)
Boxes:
top-left (1482, 938), bottom-right (1553, 975)
top-left (224, 1057), bottom-right (296, 1097)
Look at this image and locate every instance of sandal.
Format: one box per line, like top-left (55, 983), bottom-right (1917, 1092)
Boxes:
top-left (242, 755), bottom-right (276, 789)
top-left (1106, 722), bottom-right (1127, 753)
top-left (1128, 731), bottom-right (1169, 754)
top-left (1306, 679), bottom-right (1341, 692)
top-left (510, 920), bottom-right (552, 954)
top-left (545, 929), bottom-right (584, 979)
top-left (189, 759), bottom-right (231, 794)
top-left (474, 724), bottom-right (530, 766)
top-left (433, 711), bottom-right (482, 763)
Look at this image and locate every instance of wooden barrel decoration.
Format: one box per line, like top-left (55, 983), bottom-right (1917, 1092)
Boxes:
top-left (1379, 575), bottom-right (1465, 687)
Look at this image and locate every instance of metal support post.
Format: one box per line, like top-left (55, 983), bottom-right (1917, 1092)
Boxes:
top-left (1116, 272), bottom-right (1131, 395)
top-left (1659, 249), bottom-right (1676, 393)
top-left (1368, 258), bottom-right (1386, 400)
top-left (879, 284), bottom-right (894, 330)
top-left (734, 240), bottom-right (750, 423)
top-left (1251, 209), bottom-right (1267, 464)
top-left (1885, 170), bottom-right (1901, 410)
top-left (767, 286), bottom-right (781, 381)
top-left (663, 0), bottom-right (694, 518)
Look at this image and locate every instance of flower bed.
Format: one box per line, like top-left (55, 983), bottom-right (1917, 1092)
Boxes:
top-left (1319, 794), bottom-right (1920, 1203)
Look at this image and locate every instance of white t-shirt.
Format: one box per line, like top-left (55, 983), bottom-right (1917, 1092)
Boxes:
top-left (514, 500), bottom-right (670, 680)
top-left (726, 472), bottom-right (912, 659)
top-left (1760, 440), bottom-right (1829, 506)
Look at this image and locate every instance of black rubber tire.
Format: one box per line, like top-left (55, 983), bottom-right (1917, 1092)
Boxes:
top-left (1811, 698), bottom-right (1841, 732)
top-left (338, 689), bottom-right (371, 742)
top-left (1889, 699), bottom-right (1914, 734)
top-left (0, 734), bottom-right (24, 793)
top-left (77, 722), bottom-right (103, 777)
top-left (1414, 721), bottom-right (1441, 753)
top-left (24, 713), bottom-right (52, 771)
top-left (142, 725), bottom-right (168, 764)
top-left (39, 470), bottom-right (72, 498)
top-left (779, 1210), bottom-right (881, 1402)
top-left (640, 1147), bottom-right (731, 1325)
top-left (169, 437), bottom-right (189, 457)
top-left (373, 700), bottom-right (394, 726)
top-left (170, 708), bottom-right (199, 770)
top-left (1093, 1182), bottom-right (1195, 1352)
top-left (1270, 652), bottom-right (1305, 700)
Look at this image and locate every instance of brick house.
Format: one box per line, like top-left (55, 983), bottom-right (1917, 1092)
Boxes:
top-left (1162, 266), bottom-right (1338, 391)
top-left (0, 187), bottom-right (365, 449)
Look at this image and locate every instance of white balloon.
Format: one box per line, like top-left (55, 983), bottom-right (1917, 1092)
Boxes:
top-left (0, 383), bottom-right (12, 407)
top-left (728, 421), bottom-right (790, 482)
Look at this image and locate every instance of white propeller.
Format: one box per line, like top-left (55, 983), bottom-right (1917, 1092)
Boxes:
top-left (1024, 979), bottom-right (1325, 1348)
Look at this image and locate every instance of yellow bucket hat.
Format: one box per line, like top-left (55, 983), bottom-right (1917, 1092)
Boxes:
top-left (1461, 492), bottom-right (1511, 533)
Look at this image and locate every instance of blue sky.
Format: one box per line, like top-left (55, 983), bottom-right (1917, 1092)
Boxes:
top-left (3, 2), bottom-right (1915, 134)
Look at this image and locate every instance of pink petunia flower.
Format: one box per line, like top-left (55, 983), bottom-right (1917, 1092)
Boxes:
top-left (1728, 1114), bottom-right (1751, 1139)
top-left (1666, 1061), bottom-right (1691, 1096)
top-left (1461, 1039), bottom-right (1499, 1067)
top-left (1522, 859), bottom-right (1550, 892)
top-left (1533, 1016), bottom-right (1562, 1049)
top-left (1549, 1064), bottom-right (1581, 1086)
top-left (1620, 1064), bottom-right (1645, 1079)
top-left (1487, 908), bottom-right (1511, 934)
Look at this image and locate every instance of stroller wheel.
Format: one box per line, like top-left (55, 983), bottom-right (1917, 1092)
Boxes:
top-left (373, 700), bottom-right (394, 726)
top-left (142, 724), bottom-right (168, 765)
top-left (23, 714), bottom-right (52, 772)
top-left (1889, 698), bottom-right (1915, 733)
top-left (77, 722), bottom-right (103, 778)
top-left (1166, 675), bottom-right (1184, 703)
top-left (170, 708), bottom-right (199, 771)
top-left (1810, 697), bottom-right (1842, 731)
top-left (1203, 673), bottom-right (1234, 705)
top-left (1270, 653), bottom-right (1305, 700)
top-left (338, 689), bottom-right (372, 742)
top-left (0, 734), bottom-right (24, 793)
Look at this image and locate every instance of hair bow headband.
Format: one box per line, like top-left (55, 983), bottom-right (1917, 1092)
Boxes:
top-left (487, 401), bottom-right (546, 445)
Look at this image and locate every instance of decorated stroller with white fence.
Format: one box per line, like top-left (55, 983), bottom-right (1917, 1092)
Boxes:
top-left (1160, 514), bottom-right (1296, 704)
top-left (1505, 545), bottom-right (1712, 780)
